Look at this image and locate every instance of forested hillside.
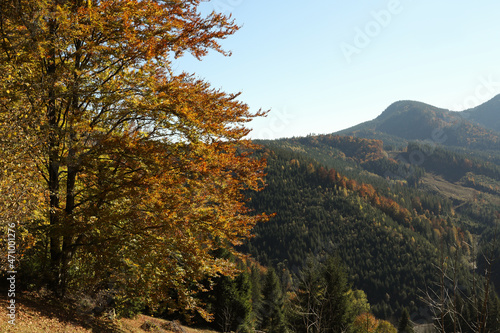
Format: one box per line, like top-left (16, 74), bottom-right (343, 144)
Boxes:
top-left (245, 134), bottom-right (500, 324)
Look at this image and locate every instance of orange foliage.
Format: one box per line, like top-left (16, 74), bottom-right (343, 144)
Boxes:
top-left (320, 166), bottom-right (419, 227)
top-left (352, 313), bottom-right (397, 333)
top-left (0, 0), bottom-right (268, 315)
top-left (352, 313), bottom-right (379, 333)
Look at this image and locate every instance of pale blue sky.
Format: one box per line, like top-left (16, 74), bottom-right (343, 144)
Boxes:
top-left (174, 0), bottom-right (500, 139)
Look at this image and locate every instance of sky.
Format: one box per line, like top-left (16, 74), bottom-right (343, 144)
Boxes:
top-left (173, 0), bottom-right (500, 140)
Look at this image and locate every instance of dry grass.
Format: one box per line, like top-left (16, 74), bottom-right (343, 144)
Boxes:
top-left (118, 314), bottom-right (217, 333)
top-left (0, 291), bottom-right (215, 333)
top-left (421, 173), bottom-right (481, 202)
top-left (0, 292), bottom-right (118, 332)
top-left (420, 173), bottom-right (500, 206)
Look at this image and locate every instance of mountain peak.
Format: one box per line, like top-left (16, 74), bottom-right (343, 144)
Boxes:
top-left (376, 100), bottom-right (445, 121)
top-left (336, 96), bottom-right (500, 149)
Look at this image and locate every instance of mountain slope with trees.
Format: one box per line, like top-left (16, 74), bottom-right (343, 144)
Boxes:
top-left (1, 1), bottom-right (499, 329)
top-left (245, 100), bottom-right (500, 324)
top-left (244, 144), bottom-right (480, 321)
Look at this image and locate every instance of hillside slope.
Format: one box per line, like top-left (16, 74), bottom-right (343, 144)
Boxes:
top-left (463, 94), bottom-right (500, 133)
top-left (0, 292), bottom-right (211, 333)
top-left (245, 144), bottom-right (481, 321)
top-left (247, 131), bottom-right (500, 321)
top-left (337, 98), bottom-right (500, 151)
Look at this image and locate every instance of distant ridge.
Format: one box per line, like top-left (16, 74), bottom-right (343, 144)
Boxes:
top-left (462, 94), bottom-right (500, 132)
top-left (335, 96), bottom-right (500, 151)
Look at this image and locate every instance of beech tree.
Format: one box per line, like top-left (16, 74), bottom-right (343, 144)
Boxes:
top-left (0, 0), bottom-right (268, 315)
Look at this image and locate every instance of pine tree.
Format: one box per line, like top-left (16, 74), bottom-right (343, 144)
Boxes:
top-left (250, 265), bottom-right (264, 327)
top-left (234, 272), bottom-right (253, 333)
top-left (212, 272), bottom-right (253, 333)
top-left (261, 268), bottom-right (287, 333)
top-left (320, 256), bottom-right (351, 332)
top-left (485, 292), bottom-right (500, 333)
top-left (397, 309), bottom-right (414, 333)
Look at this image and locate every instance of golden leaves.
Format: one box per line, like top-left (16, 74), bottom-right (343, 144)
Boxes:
top-left (0, 0), bottom-right (268, 316)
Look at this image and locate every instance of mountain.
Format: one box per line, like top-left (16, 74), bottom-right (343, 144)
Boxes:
top-left (246, 137), bottom-right (500, 321)
top-left (463, 94), bottom-right (500, 133)
top-left (337, 98), bottom-right (500, 151)
top-left (245, 96), bottom-right (500, 322)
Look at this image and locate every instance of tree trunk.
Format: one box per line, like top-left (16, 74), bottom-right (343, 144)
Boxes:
top-left (47, 13), bottom-right (66, 296)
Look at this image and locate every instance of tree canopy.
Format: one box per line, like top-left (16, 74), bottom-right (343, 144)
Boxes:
top-left (0, 0), bottom-right (268, 316)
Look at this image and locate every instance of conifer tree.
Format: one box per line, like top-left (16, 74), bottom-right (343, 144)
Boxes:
top-left (397, 309), bottom-right (414, 333)
top-left (261, 268), bottom-right (287, 333)
top-left (321, 256), bottom-right (351, 332)
top-left (293, 256), bottom-right (351, 333)
top-left (485, 292), bottom-right (500, 333)
top-left (234, 272), bottom-right (253, 333)
top-left (212, 273), bottom-right (252, 333)
top-left (250, 265), bottom-right (264, 327)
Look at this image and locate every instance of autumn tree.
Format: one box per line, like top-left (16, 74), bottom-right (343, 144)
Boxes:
top-left (351, 313), bottom-right (379, 333)
top-left (0, 0), bottom-right (268, 316)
